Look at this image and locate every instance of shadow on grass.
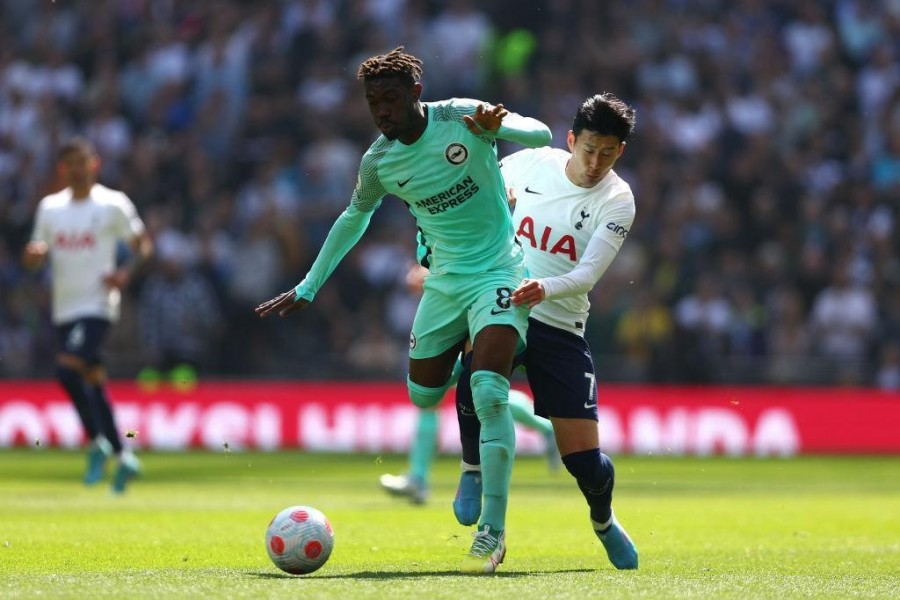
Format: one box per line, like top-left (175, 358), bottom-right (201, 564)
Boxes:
top-left (250, 568), bottom-right (594, 580)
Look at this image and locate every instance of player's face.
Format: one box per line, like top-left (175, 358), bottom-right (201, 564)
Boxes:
top-left (59, 148), bottom-right (100, 188)
top-left (363, 78), bottom-right (422, 141)
top-left (566, 130), bottom-right (624, 188)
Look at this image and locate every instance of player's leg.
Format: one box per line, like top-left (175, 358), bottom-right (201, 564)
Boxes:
top-left (55, 320), bottom-right (108, 484)
top-left (526, 319), bottom-right (637, 570)
top-left (454, 352), bottom-right (557, 525)
top-left (379, 407), bottom-right (438, 504)
top-left (411, 272), bottom-right (521, 572)
top-left (407, 355), bottom-right (464, 496)
top-left (553, 418), bottom-right (636, 569)
top-left (402, 277), bottom-right (467, 506)
top-left (407, 406), bottom-right (439, 497)
top-left (453, 350), bottom-right (483, 525)
top-left (85, 363), bottom-right (140, 493)
top-left (462, 323), bottom-right (518, 573)
top-left (81, 319), bottom-right (140, 493)
top-left (56, 353), bottom-right (99, 439)
top-left (401, 344), bottom-right (462, 506)
top-left (454, 270), bottom-right (529, 573)
top-left (382, 355), bottom-right (464, 504)
top-left (55, 322), bottom-right (100, 437)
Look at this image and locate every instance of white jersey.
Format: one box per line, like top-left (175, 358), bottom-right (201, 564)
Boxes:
top-left (500, 147), bottom-right (635, 336)
top-left (31, 183), bottom-right (145, 324)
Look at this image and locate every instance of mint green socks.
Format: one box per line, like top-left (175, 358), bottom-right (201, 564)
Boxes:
top-left (409, 408), bottom-right (439, 485)
top-left (470, 370), bottom-right (515, 532)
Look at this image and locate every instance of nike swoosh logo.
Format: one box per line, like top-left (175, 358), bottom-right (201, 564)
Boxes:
top-left (480, 438), bottom-right (501, 444)
top-left (457, 403), bottom-right (476, 416)
top-left (525, 186), bottom-right (541, 194)
top-left (490, 307), bottom-right (508, 315)
top-left (584, 402), bottom-right (597, 410)
top-left (398, 176), bottom-right (414, 188)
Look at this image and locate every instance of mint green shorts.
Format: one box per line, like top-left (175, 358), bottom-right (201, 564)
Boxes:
top-left (408, 265), bottom-right (529, 360)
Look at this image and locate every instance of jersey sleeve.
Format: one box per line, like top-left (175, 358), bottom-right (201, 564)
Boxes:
top-left (113, 192), bottom-right (146, 240)
top-left (496, 111), bottom-right (552, 148)
top-left (31, 199), bottom-right (50, 244)
top-left (592, 192), bottom-right (635, 254)
top-left (539, 194), bottom-right (635, 300)
top-left (350, 145), bottom-right (388, 212)
top-left (293, 204), bottom-right (376, 301)
top-left (293, 152), bottom-right (385, 301)
top-left (446, 98), bottom-right (551, 149)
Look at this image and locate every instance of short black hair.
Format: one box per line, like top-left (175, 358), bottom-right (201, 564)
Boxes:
top-left (572, 93), bottom-right (636, 142)
top-left (58, 137), bottom-right (97, 161)
top-left (357, 46), bottom-right (423, 86)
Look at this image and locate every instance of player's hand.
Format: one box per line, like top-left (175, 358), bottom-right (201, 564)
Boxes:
top-left (464, 103), bottom-right (508, 135)
top-left (102, 267), bottom-right (131, 290)
top-left (512, 278), bottom-right (545, 309)
top-left (506, 186), bottom-right (517, 211)
top-left (405, 263), bottom-right (429, 295)
top-left (22, 241), bottom-right (48, 269)
top-left (255, 289), bottom-right (310, 318)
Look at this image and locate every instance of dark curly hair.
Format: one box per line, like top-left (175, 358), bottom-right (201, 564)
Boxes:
top-left (357, 46), bottom-right (423, 85)
top-left (572, 93), bottom-right (636, 142)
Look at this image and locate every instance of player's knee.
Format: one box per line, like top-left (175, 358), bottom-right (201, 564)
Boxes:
top-left (84, 364), bottom-right (105, 386)
top-left (407, 377), bottom-right (449, 409)
top-left (55, 364), bottom-right (83, 386)
top-left (562, 448), bottom-right (612, 485)
top-left (57, 353), bottom-right (86, 373)
top-left (470, 370), bottom-right (509, 419)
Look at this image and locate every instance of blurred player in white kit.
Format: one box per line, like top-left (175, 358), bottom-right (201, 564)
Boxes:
top-left (23, 137), bottom-right (153, 493)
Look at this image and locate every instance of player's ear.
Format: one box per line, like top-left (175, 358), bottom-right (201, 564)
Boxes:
top-left (90, 155), bottom-right (102, 173)
top-left (567, 130), bottom-right (576, 153)
top-left (411, 82), bottom-right (423, 101)
top-left (618, 141), bottom-right (626, 158)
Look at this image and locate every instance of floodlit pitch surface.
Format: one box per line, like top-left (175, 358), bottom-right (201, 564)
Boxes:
top-left (1, 450), bottom-right (898, 599)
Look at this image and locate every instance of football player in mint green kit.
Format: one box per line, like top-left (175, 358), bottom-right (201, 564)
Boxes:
top-left (256, 47), bottom-right (552, 573)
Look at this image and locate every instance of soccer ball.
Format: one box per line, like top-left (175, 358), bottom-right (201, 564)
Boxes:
top-left (265, 505), bottom-right (334, 575)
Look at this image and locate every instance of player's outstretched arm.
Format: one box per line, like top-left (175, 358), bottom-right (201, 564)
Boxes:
top-left (256, 291), bottom-right (310, 318)
top-left (464, 102), bottom-right (551, 149)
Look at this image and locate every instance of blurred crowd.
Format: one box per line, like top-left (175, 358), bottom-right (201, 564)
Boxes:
top-left (0, 0), bottom-right (898, 388)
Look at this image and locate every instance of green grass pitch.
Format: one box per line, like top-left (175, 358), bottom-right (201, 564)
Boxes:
top-left (1, 450), bottom-right (898, 599)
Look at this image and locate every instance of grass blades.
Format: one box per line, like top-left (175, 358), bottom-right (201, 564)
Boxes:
top-left (2, 450), bottom-right (899, 599)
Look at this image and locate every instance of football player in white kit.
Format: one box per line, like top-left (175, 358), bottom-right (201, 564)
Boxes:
top-left (453, 93), bottom-right (639, 569)
top-left (23, 138), bottom-right (153, 493)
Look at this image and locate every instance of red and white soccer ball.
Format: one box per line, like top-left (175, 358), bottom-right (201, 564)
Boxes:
top-left (265, 505), bottom-right (334, 575)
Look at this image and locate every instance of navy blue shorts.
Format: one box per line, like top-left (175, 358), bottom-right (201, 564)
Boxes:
top-left (515, 318), bottom-right (598, 420)
top-left (56, 317), bottom-right (111, 366)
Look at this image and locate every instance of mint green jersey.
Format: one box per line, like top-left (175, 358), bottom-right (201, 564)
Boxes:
top-left (294, 98), bottom-right (551, 301)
